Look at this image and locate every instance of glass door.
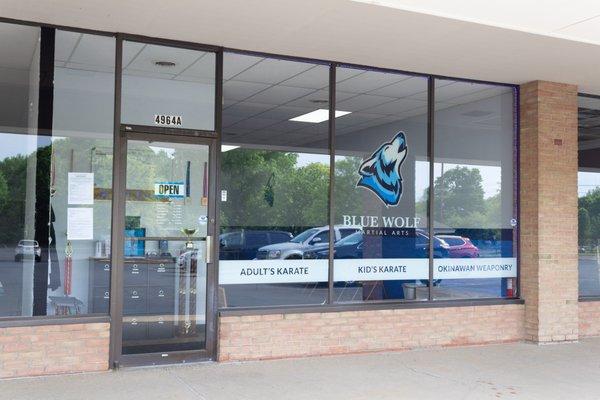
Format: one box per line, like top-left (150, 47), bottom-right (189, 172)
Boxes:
top-left (119, 136), bottom-right (213, 360)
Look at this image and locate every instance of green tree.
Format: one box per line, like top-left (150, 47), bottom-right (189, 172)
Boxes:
top-left (0, 171), bottom-right (8, 209)
top-left (0, 154), bottom-right (28, 244)
top-left (579, 207), bottom-right (592, 243)
top-left (333, 156), bottom-right (364, 219)
top-left (434, 166), bottom-right (485, 228)
top-left (220, 149), bottom-right (302, 230)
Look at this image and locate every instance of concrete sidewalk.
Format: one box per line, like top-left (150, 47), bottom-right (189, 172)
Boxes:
top-left (4, 338), bottom-right (600, 400)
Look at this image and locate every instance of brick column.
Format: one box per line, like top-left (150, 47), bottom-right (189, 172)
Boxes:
top-left (520, 81), bottom-right (579, 343)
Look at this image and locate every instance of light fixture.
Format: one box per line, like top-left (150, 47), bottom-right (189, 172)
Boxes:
top-left (154, 61), bottom-right (176, 67)
top-left (221, 145), bottom-right (240, 152)
top-left (290, 109), bottom-right (351, 123)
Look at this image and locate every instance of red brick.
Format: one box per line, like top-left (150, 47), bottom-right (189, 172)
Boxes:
top-left (218, 305), bottom-right (526, 361)
top-left (0, 323), bottom-right (109, 379)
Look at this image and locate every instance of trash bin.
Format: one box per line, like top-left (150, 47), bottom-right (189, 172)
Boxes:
top-left (402, 283), bottom-right (418, 300)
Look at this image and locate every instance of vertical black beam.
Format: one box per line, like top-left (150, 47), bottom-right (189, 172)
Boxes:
top-left (214, 50), bottom-right (223, 135)
top-left (427, 77), bottom-right (435, 302)
top-left (327, 64), bottom-right (337, 304)
top-left (37, 27), bottom-right (55, 136)
top-left (33, 27), bottom-right (55, 316)
top-left (514, 85), bottom-right (521, 298)
top-left (209, 48), bottom-right (223, 359)
top-left (109, 34), bottom-right (124, 368)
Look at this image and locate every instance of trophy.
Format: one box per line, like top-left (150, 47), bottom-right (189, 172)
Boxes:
top-left (181, 228), bottom-right (197, 249)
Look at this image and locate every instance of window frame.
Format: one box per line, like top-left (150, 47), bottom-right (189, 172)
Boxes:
top-left (577, 92), bottom-right (600, 301)
top-left (217, 53), bottom-right (520, 310)
top-left (0, 16), bottom-right (521, 325)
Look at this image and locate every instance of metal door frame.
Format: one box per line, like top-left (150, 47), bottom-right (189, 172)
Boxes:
top-left (109, 129), bottom-right (219, 367)
top-left (108, 33), bottom-right (222, 368)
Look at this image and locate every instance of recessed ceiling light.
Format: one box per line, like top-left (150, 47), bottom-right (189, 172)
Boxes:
top-left (154, 61), bottom-right (176, 67)
top-left (310, 99), bottom-right (329, 104)
top-left (290, 109), bottom-right (351, 123)
top-left (221, 145), bottom-right (240, 152)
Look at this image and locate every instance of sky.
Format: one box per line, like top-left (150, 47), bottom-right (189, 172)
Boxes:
top-left (579, 172), bottom-right (600, 197)
top-left (297, 153), bottom-right (502, 200)
top-left (0, 134), bottom-right (518, 203)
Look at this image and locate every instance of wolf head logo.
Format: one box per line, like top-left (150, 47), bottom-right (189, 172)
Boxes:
top-left (357, 131), bottom-right (408, 207)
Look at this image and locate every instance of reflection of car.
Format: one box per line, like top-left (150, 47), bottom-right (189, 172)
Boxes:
top-left (437, 235), bottom-right (479, 258)
top-left (414, 232), bottom-right (450, 258)
top-left (307, 230), bottom-right (453, 260)
top-left (257, 226), bottom-right (360, 260)
top-left (220, 230), bottom-right (292, 260)
top-left (305, 231), bottom-right (363, 259)
top-left (15, 240), bottom-right (41, 261)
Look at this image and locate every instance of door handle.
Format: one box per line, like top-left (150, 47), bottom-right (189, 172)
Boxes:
top-left (205, 236), bottom-right (212, 264)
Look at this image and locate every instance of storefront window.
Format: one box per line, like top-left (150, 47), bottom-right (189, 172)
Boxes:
top-left (0, 24), bottom-right (115, 317)
top-left (433, 79), bottom-right (517, 299)
top-left (121, 41), bottom-right (215, 131)
top-left (578, 95), bottom-right (600, 297)
top-left (218, 53), bottom-right (330, 307)
top-left (332, 67), bottom-right (430, 301)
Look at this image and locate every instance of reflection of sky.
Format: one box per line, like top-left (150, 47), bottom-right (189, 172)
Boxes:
top-left (298, 154), bottom-right (502, 200)
top-left (417, 162), bottom-right (502, 201)
top-left (579, 171), bottom-right (600, 197)
top-left (296, 153), bottom-right (329, 167)
top-left (2, 142), bottom-right (505, 202)
top-left (0, 133), bottom-right (52, 161)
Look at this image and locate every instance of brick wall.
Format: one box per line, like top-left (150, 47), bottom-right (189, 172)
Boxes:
top-left (218, 305), bottom-right (525, 361)
top-left (580, 302), bottom-right (600, 337)
top-left (520, 81), bottom-right (579, 343)
top-left (0, 323), bottom-right (110, 379)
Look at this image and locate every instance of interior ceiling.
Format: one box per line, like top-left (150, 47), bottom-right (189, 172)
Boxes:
top-left (579, 96), bottom-right (600, 150)
top-left (222, 53), bottom-right (510, 148)
top-left (2, 0), bottom-right (600, 95)
top-left (0, 22), bottom-right (38, 85)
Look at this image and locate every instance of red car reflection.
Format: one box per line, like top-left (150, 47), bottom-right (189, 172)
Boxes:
top-left (437, 235), bottom-right (479, 258)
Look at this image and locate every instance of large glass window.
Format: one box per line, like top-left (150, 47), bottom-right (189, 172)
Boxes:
top-left (121, 41), bottom-right (215, 131)
top-left (218, 53), bottom-right (330, 307)
top-left (578, 95), bottom-right (600, 297)
top-left (433, 79), bottom-right (517, 299)
top-left (217, 59), bottom-right (519, 308)
top-left (333, 67), bottom-right (430, 302)
top-left (0, 24), bottom-right (115, 317)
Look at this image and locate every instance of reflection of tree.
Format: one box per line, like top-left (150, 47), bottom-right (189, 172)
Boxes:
top-left (0, 154), bottom-right (28, 244)
top-left (0, 171), bottom-right (7, 207)
top-left (416, 166), bottom-right (503, 229)
top-left (435, 166), bottom-right (485, 218)
top-left (579, 187), bottom-right (600, 246)
top-left (334, 157), bottom-right (364, 218)
top-left (220, 149), bottom-right (330, 232)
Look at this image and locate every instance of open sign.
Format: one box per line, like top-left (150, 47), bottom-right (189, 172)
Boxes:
top-left (154, 182), bottom-right (185, 198)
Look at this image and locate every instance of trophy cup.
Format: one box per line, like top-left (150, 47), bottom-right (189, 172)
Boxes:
top-left (181, 228), bottom-right (197, 249)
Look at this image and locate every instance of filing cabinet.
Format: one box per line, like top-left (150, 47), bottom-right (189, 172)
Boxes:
top-left (91, 286), bottom-right (110, 314)
top-left (122, 317), bottom-right (148, 341)
top-left (124, 262), bottom-right (148, 286)
top-left (89, 258), bottom-right (178, 343)
top-left (88, 259), bottom-right (111, 314)
top-left (123, 286), bottom-right (147, 315)
top-left (147, 316), bottom-right (174, 340)
top-left (92, 261), bottom-right (111, 287)
top-left (148, 262), bottom-right (176, 286)
top-left (148, 285), bottom-right (175, 314)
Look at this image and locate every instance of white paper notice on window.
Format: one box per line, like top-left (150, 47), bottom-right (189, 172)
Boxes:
top-left (67, 208), bottom-right (94, 240)
top-left (68, 172), bottom-right (94, 205)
